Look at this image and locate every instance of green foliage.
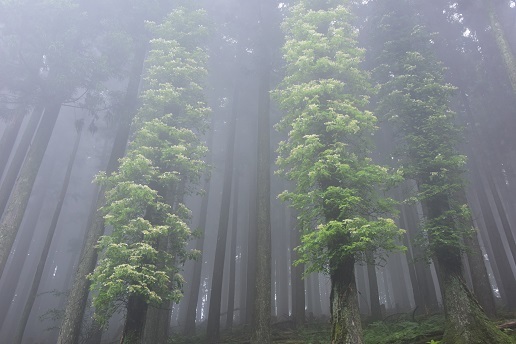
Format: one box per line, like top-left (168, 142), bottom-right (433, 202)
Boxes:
top-left (89, 5), bottom-right (210, 326)
top-left (371, 0), bottom-right (470, 256)
top-left (274, 0), bottom-right (403, 275)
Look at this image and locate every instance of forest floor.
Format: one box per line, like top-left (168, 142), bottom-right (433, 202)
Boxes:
top-left (170, 313), bottom-right (516, 344)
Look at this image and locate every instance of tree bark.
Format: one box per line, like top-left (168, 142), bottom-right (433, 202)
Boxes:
top-left (0, 101), bottom-right (60, 277)
top-left (0, 112), bottom-right (24, 180)
top-left (366, 252), bottom-right (382, 321)
top-left (0, 105), bottom-right (44, 220)
top-left (0, 148), bottom-right (53, 330)
top-left (205, 82), bottom-right (239, 344)
top-left (226, 175), bottom-right (239, 330)
top-left (121, 295), bottom-right (148, 344)
top-left (290, 211), bottom-right (305, 327)
top-left (251, 4), bottom-right (272, 340)
top-left (438, 254), bottom-right (512, 344)
top-left (486, 0), bottom-right (516, 95)
top-left (13, 124), bottom-right (82, 344)
top-left (330, 257), bottom-right (363, 344)
top-left (183, 172), bottom-right (212, 335)
top-left (57, 40), bottom-right (147, 344)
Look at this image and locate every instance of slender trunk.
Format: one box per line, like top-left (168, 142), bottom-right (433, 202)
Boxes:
top-left (0, 152), bottom-right (52, 329)
top-left (366, 252), bottom-right (382, 321)
top-left (460, 212), bottom-right (497, 316)
top-left (275, 205), bottom-right (290, 319)
top-left (226, 176), bottom-right (239, 330)
top-left (205, 83), bottom-right (239, 344)
top-left (330, 257), bottom-right (363, 344)
top-left (0, 105), bottom-right (44, 219)
top-left (399, 192), bottom-right (439, 313)
top-left (473, 171), bottom-right (516, 310)
top-left (482, 170), bottom-right (516, 265)
top-left (183, 175), bottom-right (211, 335)
top-left (311, 273), bottom-right (323, 316)
top-left (13, 125), bottom-right (82, 344)
top-left (486, 0), bottom-right (516, 95)
top-left (57, 40), bottom-right (148, 344)
top-left (251, 10), bottom-right (272, 341)
top-left (0, 112), bottom-right (24, 180)
top-left (290, 212), bottom-right (305, 327)
top-left (0, 102), bottom-right (60, 277)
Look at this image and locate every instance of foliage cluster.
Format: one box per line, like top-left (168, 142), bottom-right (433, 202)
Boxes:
top-left (274, 0), bottom-right (403, 275)
top-left (371, 0), bottom-right (471, 255)
top-left (88, 6), bottom-right (210, 325)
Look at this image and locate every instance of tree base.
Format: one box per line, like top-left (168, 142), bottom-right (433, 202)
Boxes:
top-left (442, 273), bottom-right (513, 344)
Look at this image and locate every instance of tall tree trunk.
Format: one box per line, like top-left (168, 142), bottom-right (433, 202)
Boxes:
top-left (13, 124), bottom-right (82, 344)
top-left (251, 4), bottom-right (272, 340)
top-left (121, 295), bottom-right (148, 344)
top-left (399, 193), bottom-right (440, 313)
top-left (0, 105), bottom-right (44, 219)
top-left (57, 40), bottom-right (148, 344)
top-left (226, 175), bottom-right (239, 330)
top-left (366, 252), bottom-right (382, 321)
top-left (205, 82), bottom-right (239, 344)
top-left (0, 149), bottom-right (53, 330)
top-left (0, 112), bottom-right (24, 180)
top-left (424, 195), bottom-right (512, 344)
top-left (437, 252), bottom-right (512, 344)
top-left (183, 169), bottom-right (212, 335)
top-left (275, 204), bottom-right (290, 319)
top-left (330, 257), bottom-right (363, 344)
top-left (245, 166), bottom-right (258, 326)
top-left (0, 101), bottom-right (61, 277)
top-left (290, 212), bottom-right (305, 327)
top-left (486, 0), bottom-right (516, 95)
top-left (460, 206), bottom-right (497, 317)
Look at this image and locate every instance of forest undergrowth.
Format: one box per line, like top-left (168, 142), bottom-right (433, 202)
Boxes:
top-left (169, 313), bottom-right (516, 344)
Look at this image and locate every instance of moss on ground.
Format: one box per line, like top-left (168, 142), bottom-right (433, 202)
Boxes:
top-left (168, 314), bottom-right (516, 344)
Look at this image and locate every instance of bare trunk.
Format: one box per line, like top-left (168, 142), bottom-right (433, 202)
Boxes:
top-left (0, 102), bottom-right (60, 276)
top-left (226, 176), bottom-right (239, 330)
top-left (251, 5), bottom-right (272, 339)
top-left (0, 105), bottom-right (44, 220)
top-left (183, 176), bottom-right (211, 335)
top-left (57, 40), bottom-right (148, 344)
top-left (0, 112), bottom-right (24, 180)
top-left (438, 254), bottom-right (512, 344)
top-left (121, 295), bottom-right (148, 344)
top-left (13, 125), bottom-right (82, 344)
top-left (330, 257), bottom-right (363, 344)
top-left (366, 252), bottom-right (382, 321)
top-left (486, 0), bottom-right (516, 95)
top-left (205, 82), bottom-right (239, 344)
top-left (290, 211), bottom-right (305, 327)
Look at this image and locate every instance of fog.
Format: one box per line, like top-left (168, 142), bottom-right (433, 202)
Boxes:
top-left (0, 0), bottom-right (515, 343)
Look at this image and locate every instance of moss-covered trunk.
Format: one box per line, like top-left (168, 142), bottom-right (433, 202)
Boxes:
top-left (330, 257), bottom-right (363, 344)
top-left (438, 255), bottom-right (512, 344)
